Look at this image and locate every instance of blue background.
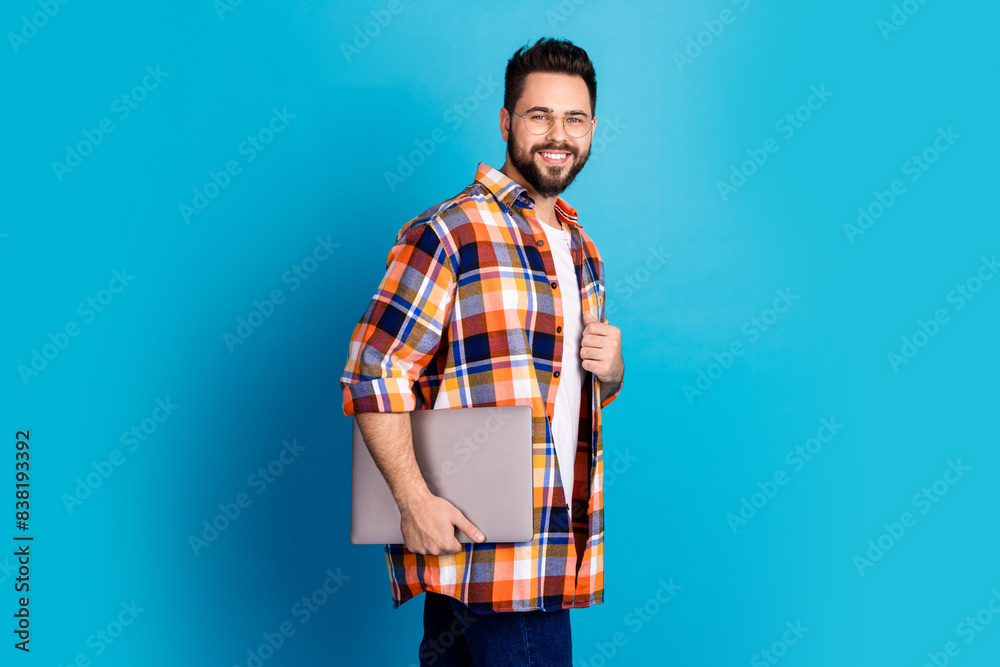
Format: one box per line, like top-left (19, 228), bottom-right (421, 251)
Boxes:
top-left (2, 1), bottom-right (998, 665)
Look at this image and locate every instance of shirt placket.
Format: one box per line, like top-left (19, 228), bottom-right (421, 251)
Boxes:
top-left (518, 201), bottom-right (585, 533)
top-left (568, 228), bottom-right (601, 529)
top-left (519, 201), bottom-right (564, 425)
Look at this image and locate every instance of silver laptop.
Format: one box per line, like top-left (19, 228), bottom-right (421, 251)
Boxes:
top-left (350, 405), bottom-right (534, 545)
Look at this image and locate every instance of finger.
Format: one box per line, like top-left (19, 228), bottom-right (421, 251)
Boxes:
top-left (454, 512), bottom-right (485, 543)
top-left (400, 524), bottom-right (418, 553)
top-left (584, 321), bottom-right (612, 337)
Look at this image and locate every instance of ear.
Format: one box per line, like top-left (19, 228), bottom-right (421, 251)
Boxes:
top-left (499, 107), bottom-right (511, 142)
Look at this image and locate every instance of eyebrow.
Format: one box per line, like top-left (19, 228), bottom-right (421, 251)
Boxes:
top-left (524, 106), bottom-right (590, 115)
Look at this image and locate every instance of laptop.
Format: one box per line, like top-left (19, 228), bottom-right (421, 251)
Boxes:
top-left (350, 405), bottom-right (534, 545)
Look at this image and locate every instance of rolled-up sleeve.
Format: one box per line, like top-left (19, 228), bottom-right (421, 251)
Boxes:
top-left (340, 221), bottom-right (457, 416)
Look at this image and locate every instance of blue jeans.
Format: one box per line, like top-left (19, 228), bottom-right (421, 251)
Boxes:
top-left (417, 591), bottom-right (573, 666)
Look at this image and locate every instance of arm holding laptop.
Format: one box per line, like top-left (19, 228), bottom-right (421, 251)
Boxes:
top-left (355, 411), bottom-right (486, 555)
top-left (343, 223), bottom-right (481, 555)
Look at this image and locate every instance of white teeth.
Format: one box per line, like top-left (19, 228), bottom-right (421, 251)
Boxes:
top-left (540, 152), bottom-right (567, 160)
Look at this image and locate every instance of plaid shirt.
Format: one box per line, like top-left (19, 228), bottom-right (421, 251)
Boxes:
top-left (340, 162), bottom-right (623, 613)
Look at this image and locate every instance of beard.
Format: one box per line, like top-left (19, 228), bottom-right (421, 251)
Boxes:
top-left (507, 129), bottom-right (590, 199)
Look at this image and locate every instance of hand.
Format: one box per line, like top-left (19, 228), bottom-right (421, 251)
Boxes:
top-left (399, 492), bottom-right (485, 555)
top-left (580, 311), bottom-right (623, 384)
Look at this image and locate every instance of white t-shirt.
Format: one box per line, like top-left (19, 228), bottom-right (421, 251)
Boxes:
top-left (540, 222), bottom-right (584, 508)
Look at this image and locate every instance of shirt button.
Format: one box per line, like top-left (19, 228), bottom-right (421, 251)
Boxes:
top-left (554, 371), bottom-right (560, 378)
top-left (556, 326), bottom-right (562, 333)
top-left (551, 281), bottom-right (558, 288)
top-left (537, 239), bottom-right (545, 246)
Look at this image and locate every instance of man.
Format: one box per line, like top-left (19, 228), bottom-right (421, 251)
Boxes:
top-left (340, 37), bottom-right (624, 666)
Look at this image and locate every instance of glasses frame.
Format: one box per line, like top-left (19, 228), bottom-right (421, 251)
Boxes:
top-left (507, 108), bottom-right (596, 138)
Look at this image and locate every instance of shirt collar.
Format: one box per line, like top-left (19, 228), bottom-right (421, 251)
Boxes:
top-left (474, 162), bottom-right (582, 229)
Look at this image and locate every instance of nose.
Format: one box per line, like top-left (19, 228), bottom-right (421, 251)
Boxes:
top-left (546, 116), bottom-right (569, 143)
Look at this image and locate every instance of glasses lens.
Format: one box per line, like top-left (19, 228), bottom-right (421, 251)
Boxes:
top-left (518, 112), bottom-right (593, 137)
top-left (523, 113), bottom-right (551, 134)
top-left (565, 115), bottom-right (592, 137)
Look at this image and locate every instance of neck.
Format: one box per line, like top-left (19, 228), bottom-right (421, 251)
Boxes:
top-left (499, 160), bottom-right (561, 230)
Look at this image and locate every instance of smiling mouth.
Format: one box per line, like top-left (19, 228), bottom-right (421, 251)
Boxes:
top-left (538, 150), bottom-right (571, 165)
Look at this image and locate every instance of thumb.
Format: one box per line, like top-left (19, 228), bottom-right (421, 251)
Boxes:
top-left (453, 510), bottom-right (485, 543)
top-left (582, 310), bottom-right (598, 324)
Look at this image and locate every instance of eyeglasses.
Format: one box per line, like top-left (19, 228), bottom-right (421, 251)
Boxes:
top-left (508, 108), bottom-right (595, 138)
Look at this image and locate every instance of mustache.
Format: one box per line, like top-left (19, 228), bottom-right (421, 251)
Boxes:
top-left (535, 144), bottom-right (575, 154)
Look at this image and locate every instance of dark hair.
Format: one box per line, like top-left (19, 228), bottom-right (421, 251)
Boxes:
top-left (504, 38), bottom-right (597, 117)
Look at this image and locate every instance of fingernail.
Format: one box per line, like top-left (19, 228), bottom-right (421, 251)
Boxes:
top-left (475, 532), bottom-right (484, 541)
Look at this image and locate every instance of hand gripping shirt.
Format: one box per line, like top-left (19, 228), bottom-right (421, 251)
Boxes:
top-left (339, 162), bottom-right (624, 613)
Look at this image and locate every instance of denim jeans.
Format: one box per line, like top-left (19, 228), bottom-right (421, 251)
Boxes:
top-left (417, 591), bottom-right (573, 666)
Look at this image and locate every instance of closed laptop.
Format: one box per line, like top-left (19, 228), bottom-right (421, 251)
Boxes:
top-left (350, 405), bottom-right (534, 545)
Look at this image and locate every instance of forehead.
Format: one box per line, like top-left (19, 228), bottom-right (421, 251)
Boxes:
top-left (517, 72), bottom-right (590, 113)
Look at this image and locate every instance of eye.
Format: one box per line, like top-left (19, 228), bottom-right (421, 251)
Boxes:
top-left (530, 114), bottom-right (551, 122)
top-left (566, 117), bottom-right (584, 125)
